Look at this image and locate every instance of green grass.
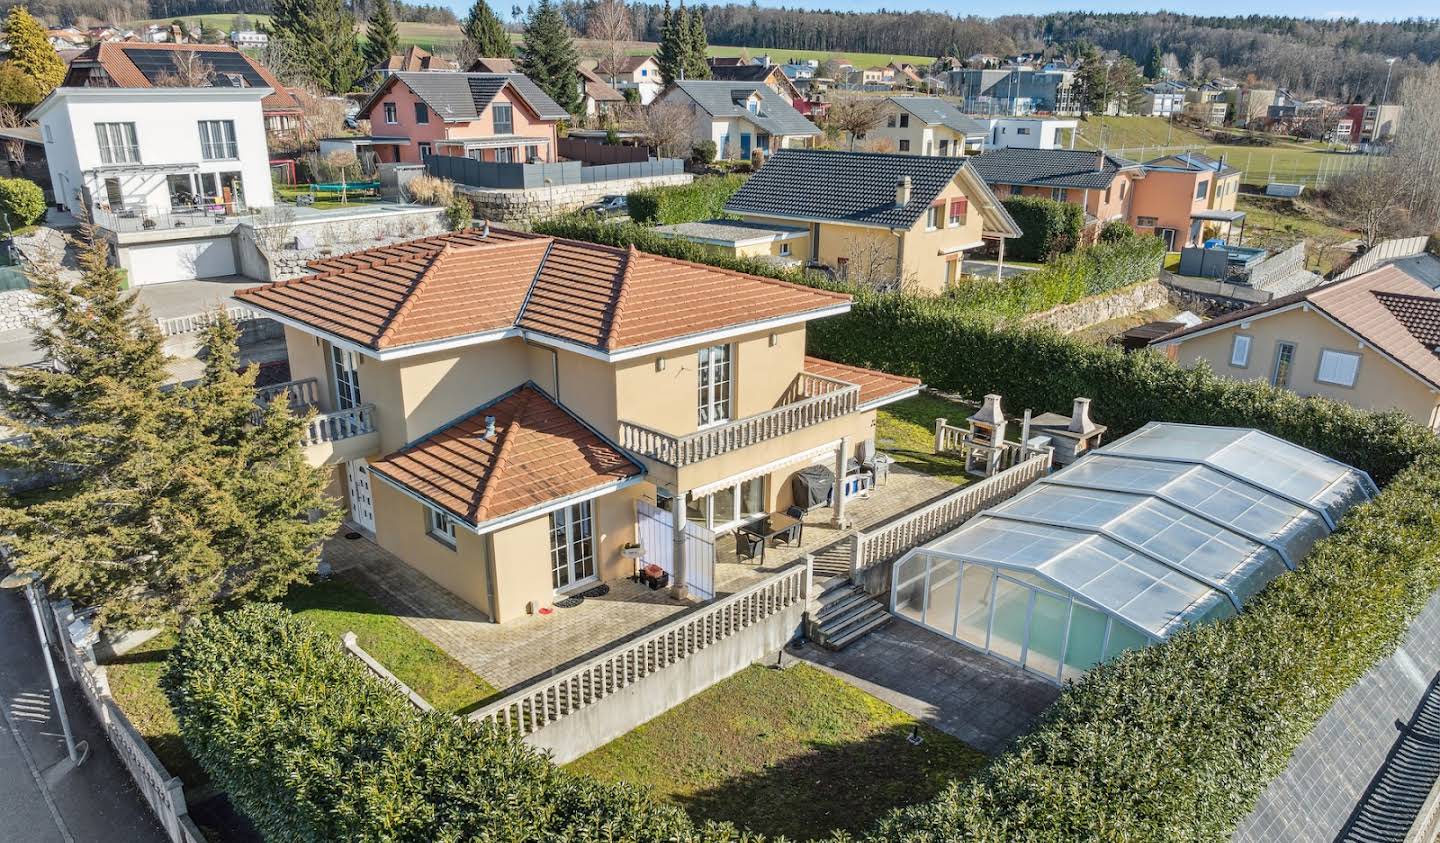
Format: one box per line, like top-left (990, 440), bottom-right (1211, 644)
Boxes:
top-left (275, 184), bottom-right (385, 211)
top-left (876, 394), bottom-right (976, 485)
top-left (704, 44), bottom-right (935, 68)
top-left (567, 663), bottom-right (985, 838)
top-left (103, 578), bottom-right (498, 794)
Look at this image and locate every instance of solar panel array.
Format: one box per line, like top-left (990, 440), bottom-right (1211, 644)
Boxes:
top-left (121, 48), bottom-right (266, 89)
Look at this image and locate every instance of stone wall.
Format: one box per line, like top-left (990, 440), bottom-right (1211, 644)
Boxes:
top-left (0, 290), bottom-right (42, 332)
top-left (1020, 279), bottom-right (1174, 333)
top-left (238, 206), bottom-right (448, 282)
top-left (460, 173), bottom-right (693, 224)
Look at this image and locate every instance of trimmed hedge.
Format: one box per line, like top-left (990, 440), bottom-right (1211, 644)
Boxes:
top-left (861, 449), bottom-right (1440, 841)
top-left (625, 174), bottom-right (747, 225)
top-left (163, 603), bottom-right (734, 842)
top-left (1002, 196), bottom-right (1084, 260)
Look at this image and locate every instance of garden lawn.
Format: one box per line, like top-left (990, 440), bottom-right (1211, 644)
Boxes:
top-left (876, 394), bottom-right (975, 484)
top-left (566, 664), bottom-right (985, 839)
top-left (275, 184), bottom-right (385, 211)
top-left (102, 578), bottom-right (498, 794)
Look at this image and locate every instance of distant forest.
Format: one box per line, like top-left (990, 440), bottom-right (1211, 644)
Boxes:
top-left (11, 0), bottom-right (456, 26)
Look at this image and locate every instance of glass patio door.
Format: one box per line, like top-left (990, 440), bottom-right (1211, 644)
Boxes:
top-left (549, 501), bottom-right (595, 590)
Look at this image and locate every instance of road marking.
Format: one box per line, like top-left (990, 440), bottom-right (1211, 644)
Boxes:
top-left (1, 689), bottom-right (75, 843)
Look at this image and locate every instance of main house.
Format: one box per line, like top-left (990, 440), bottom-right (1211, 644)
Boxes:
top-left (354, 71), bottom-right (570, 165)
top-left (1133, 152), bottom-right (1244, 249)
top-left (721, 149), bottom-right (1020, 292)
top-left (1151, 264), bottom-right (1440, 431)
top-left (967, 147), bottom-right (1141, 230)
top-left (865, 96), bottom-right (986, 156)
top-left (234, 228), bottom-right (920, 623)
top-left (655, 80), bottom-right (821, 158)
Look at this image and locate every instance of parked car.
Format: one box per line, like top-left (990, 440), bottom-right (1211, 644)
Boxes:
top-left (580, 195), bottom-right (628, 218)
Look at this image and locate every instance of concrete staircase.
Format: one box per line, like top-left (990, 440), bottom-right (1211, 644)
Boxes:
top-left (809, 579), bottom-right (891, 651)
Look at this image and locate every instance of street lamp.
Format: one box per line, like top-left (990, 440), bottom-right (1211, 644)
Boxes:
top-left (1, 571), bottom-right (88, 768)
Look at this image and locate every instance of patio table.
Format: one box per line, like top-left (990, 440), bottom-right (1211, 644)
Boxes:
top-left (737, 513), bottom-right (803, 563)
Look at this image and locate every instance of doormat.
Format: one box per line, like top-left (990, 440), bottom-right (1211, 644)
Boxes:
top-left (578, 583), bottom-right (610, 599)
top-left (555, 596), bottom-right (584, 609)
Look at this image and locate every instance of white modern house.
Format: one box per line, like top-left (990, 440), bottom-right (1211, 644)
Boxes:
top-left (32, 86), bottom-right (276, 283)
top-left (980, 117), bottom-right (1078, 151)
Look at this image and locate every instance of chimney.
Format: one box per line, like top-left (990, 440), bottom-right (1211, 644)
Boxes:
top-left (1068, 397), bottom-right (1098, 435)
top-left (895, 175), bottom-right (912, 207)
top-left (1096, 149), bottom-right (1106, 171)
top-left (483, 415), bottom-right (497, 439)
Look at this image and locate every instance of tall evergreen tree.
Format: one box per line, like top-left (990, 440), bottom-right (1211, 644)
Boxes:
top-left (685, 8), bottom-right (710, 80)
top-left (518, 0), bottom-right (581, 116)
top-left (0, 230), bottom-right (339, 630)
top-left (655, 0), bottom-right (687, 85)
top-left (270, 0), bottom-right (364, 94)
top-left (362, 0), bottom-right (401, 71)
top-left (1144, 43), bottom-right (1163, 79)
top-left (3, 6), bottom-right (65, 95)
top-left (463, 0), bottom-right (513, 59)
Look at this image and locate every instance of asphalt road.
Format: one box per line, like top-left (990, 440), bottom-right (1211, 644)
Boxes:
top-left (0, 586), bottom-right (166, 843)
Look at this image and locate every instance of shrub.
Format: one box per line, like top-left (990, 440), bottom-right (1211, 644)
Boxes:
top-left (404, 173), bottom-right (454, 206)
top-left (163, 603), bottom-right (724, 841)
top-left (1002, 196), bottom-right (1084, 260)
top-left (444, 193), bottom-right (473, 231)
top-left (625, 174), bottom-right (746, 225)
top-left (1098, 219), bottom-right (1135, 242)
top-left (691, 139), bottom-right (717, 165)
top-left (0, 177), bottom-right (45, 227)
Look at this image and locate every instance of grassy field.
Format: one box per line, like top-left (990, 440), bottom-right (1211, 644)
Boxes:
top-left (567, 663), bottom-right (985, 838)
top-left (877, 395), bottom-right (975, 485)
top-left (102, 578), bottom-right (498, 794)
top-left (705, 43), bottom-right (934, 67)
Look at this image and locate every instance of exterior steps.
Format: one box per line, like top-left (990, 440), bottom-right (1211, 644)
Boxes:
top-left (808, 581), bottom-right (891, 651)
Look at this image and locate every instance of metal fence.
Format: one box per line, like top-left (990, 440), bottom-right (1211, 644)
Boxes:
top-left (1106, 144), bottom-right (1366, 188)
top-left (426, 154), bottom-right (683, 190)
top-left (557, 137), bottom-right (650, 165)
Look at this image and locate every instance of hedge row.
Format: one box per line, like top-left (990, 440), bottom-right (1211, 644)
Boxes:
top-left (162, 603), bottom-right (739, 842)
top-left (625, 174), bottom-right (747, 225)
top-left (862, 449), bottom-right (1440, 841)
top-left (1001, 196), bottom-right (1084, 260)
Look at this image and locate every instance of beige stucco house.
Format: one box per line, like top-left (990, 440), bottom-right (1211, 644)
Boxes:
top-left (1151, 265), bottom-right (1440, 430)
top-left (721, 148), bottom-right (1021, 293)
top-left (235, 228), bottom-right (921, 623)
top-left (865, 96), bottom-right (987, 156)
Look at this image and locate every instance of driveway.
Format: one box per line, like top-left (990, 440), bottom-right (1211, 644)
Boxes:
top-left (799, 617), bottom-right (1060, 754)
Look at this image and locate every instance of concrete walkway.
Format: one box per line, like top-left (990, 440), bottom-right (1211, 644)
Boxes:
top-left (0, 587), bottom-right (166, 843)
top-left (799, 619), bottom-right (1060, 755)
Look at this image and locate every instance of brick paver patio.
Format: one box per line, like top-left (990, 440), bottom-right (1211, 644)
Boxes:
top-left (326, 465), bottom-right (963, 696)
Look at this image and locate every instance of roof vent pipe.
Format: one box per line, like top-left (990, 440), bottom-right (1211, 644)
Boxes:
top-left (1068, 397), bottom-right (1098, 435)
top-left (484, 415), bottom-right (496, 439)
top-left (895, 176), bottom-right (912, 207)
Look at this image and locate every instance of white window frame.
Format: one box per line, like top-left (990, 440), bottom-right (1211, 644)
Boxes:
top-left (383, 102), bottom-right (398, 124)
top-left (926, 203), bottom-right (943, 231)
top-left (331, 345), bottom-right (362, 409)
top-left (94, 122), bottom-right (139, 165)
top-left (1050, 187), bottom-right (1068, 202)
top-left (1271, 341), bottom-right (1296, 388)
top-left (1316, 349), bottom-right (1360, 387)
top-left (197, 120), bottom-right (238, 160)
top-left (492, 103), bottom-right (514, 134)
top-left (687, 476), bottom-right (766, 532)
top-left (418, 141), bottom-right (432, 158)
top-left (1229, 334), bottom-right (1252, 368)
top-left (697, 343), bottom-right (732, 427)
top-left (549, 500), bottom-right (595, 590)
top-left (425, 503), bottom-right (457, 548)
top-left (778, 243), bottom-right (790, 256)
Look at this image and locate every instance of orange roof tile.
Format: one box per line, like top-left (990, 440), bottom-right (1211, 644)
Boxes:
top-left (235, 227), bottom-right (851, 355)
top-left (368, 383), bottom-right (641, 526)
top-left (64, 42), bottom-right (300, 114)
top-left (803, 357), bottom-right (922, 407)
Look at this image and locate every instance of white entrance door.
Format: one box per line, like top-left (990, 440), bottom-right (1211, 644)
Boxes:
top-left (346, 459), bottom-right (375, 532)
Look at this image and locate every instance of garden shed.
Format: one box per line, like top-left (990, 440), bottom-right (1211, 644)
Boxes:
top-left (891, 423), bottom-right (1377, 684)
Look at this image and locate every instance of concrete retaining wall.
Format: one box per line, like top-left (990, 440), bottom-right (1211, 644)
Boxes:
top-left (460, 173), bottom-right (692, 224)
top-left (1020, 279), bottom-right (1172, 333)
top-left (237, 206), bottom-right (448, 282)
top-left (523, 601), bottom-right (805, 764)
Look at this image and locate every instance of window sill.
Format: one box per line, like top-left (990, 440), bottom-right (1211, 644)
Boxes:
top-left (426, 531), bottom-right (457, 550)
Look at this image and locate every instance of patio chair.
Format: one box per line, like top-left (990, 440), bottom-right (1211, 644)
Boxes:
top-left (734, 531), bottom-right (764, 563)
top-left (780, 506), bottom-right (806, 546)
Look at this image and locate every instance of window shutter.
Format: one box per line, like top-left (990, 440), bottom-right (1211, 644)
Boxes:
top-left (950, 198), bottom-right (968, 215)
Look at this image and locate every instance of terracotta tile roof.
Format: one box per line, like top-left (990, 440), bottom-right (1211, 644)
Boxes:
top-left (1155, 265), bottom-right (1440, 389)
top-left (236, 227), bottom-right (851, 354)
top-left (63, 42), bottom-right (300, 114)
top-left (376, 46), bottom-right (456, 72)
top-left (803, 356), bottom-right (922, 407)
top-left (369, 383), bottom-right (641, 527)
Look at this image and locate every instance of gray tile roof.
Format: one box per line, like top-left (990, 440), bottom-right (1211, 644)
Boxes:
top-left (725, 148), bottom-right (975, 229)
top-left (653, 219), bottom-right (808, 244)
top-left (364, 71), bottom-right (570, 123)
top-left (1145, 151), bottom-right (1241, 178)
top-left (968, 147), bottom-right (1140, 190)
top-left (888, 96), bottom-right (987, 136)
top-left (673, 80), bottom-right (820, 138)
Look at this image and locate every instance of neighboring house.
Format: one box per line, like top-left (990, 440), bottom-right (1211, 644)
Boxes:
top-left (469, 58), bottom-right (623, 121)
top-left (944, 66), bottom-right (1078, 116)
top-left (868, 96), bottom-right (986, 156)
top-left (651, 218), bottom-right (812, 265)
top-left (705, 62), bottom-right (802, 104)
top-left (0, 125), bottom-right (53, 200)
top-left (1132, 152), bottom-right (1244, 249)
top-left (980, 116), bottom-right (1078, 150)
top-left (723, 148), bottom-right (1021, 292)
top-left (233, 227), bottom-right (920, 622)
top-left (355, 71), bottom-right (569, 164)
top-left (1234, 87), bottom-right (1277, 127)
top-left (1336, 103), bottom-right (1403, 144)
top-left (656, 81), bottom-right (820, 158)
top-left (612, 55), bottom-right (663, 105)
top-left (60, 43), bottom-right (304, 140)
top-left (229, 30), bottom-right (268, 49)
top-left (889, 62), bottom-right (924, 87)
top-left (968, 147), bottom-right (1142, 228)
top-left (373, 45), bottom-right (457, 78)
top-left (1136, 82), bottom-right (1185, 117)
top-left (1184, 99), bottom-right (1229, 126)
top-left (1151, 265), bottom-right (1440, 431)
top-left (47, 27), bottom-right (88, 48)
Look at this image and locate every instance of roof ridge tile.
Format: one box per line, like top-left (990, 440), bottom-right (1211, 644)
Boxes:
top-left (377, 245), bottom-right (452, 348)
top-left (474, 387), bottom-right (532, 520)
top-left (602, 245), bottom-right (638, 350)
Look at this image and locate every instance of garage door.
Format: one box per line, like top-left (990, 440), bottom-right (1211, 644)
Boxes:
top-left (124, 238), bottom-right (237, 285)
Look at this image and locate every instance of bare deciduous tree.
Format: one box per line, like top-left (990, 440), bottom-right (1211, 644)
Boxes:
top-left (0, 105), bottom-right (27, 166)
top-left (154, 51), bottom-right (216, 87)
top-left (1388, 63), bottom-right (1440, 231)
top-left (620, 100), bottom-right (693, 158)
top-left (586, 0), bottom-right (632, 85)
top-left (825, 93), bottom-right (889, 152)
top-left (835, 233), bottom-right (919, 293)
top-left (1329, 167), bottom-right (1412, 248)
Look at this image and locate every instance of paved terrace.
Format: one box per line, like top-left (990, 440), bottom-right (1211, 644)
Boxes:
top-left (327, 465), bottom-right (959, 694)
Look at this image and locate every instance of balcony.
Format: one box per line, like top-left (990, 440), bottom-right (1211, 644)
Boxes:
top-left (618, 372), bottom-right (859, 468)
top-left (255, 377), bottom-right (379, 465)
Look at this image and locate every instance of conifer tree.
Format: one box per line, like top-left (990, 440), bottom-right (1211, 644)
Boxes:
top-left (1144, 43), bottom-right (1163, 79)
top-left (3, 6), bottom-right (65, 96)
top-left (270, 0), bottom-right (364, 94)
top-left (684, 8), bottom-right (710, 80)
top-left (518, 0), bottom-right (581, 116)
top-left (655, 0), bottom-right (687, 85)
top-left (463, 0), bottom-right (513, 59)
top-left (363, 0), bottom-right (401, 71)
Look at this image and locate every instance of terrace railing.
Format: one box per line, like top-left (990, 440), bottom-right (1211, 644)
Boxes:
top-left (619, 373), bottom-right (859, 467)
top-left (254, 376), bottom-right (320, 410)
top-left (303, 403), bottom-right (377, 447)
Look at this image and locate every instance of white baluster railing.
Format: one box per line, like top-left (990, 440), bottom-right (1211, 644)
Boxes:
top-left (302, 403), bottom-right (377, 447)
top-left (254, 376), bottom-right (320, 409)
